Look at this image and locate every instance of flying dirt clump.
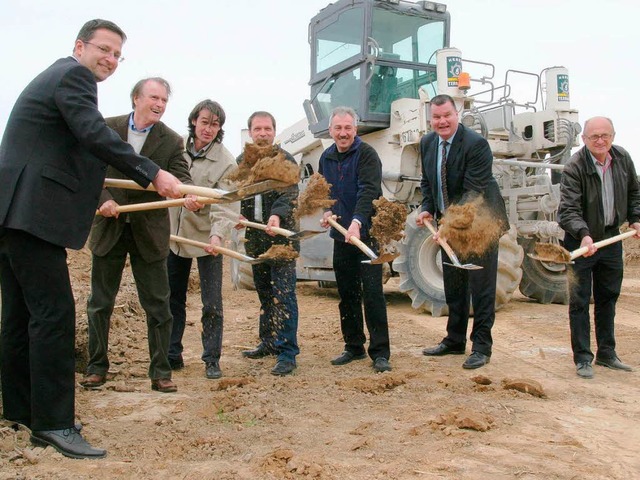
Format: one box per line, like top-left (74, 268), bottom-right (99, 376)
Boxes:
top-left (295, 172), bottom-right (336, 219)
top-left (258, 244), bottom-right (299, 261)
top-left (226, 142), bottom-right (300, 187)
top-left (439, 195), bottom-right (503, 260)
top-left (370, 196), bottom-right (408, 248)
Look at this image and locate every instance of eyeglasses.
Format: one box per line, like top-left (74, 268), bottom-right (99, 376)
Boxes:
top-left (585, 133), bottom-right (613, 142)
top-left (83, 41), bottom-right (125, 63)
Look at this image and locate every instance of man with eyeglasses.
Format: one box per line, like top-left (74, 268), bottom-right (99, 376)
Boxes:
top-left (0, 20), bottom-right (184, 459)
top-left (558, 116), bottom-right (640, 379)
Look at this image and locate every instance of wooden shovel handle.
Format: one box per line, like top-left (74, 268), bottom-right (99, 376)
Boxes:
top-left (170, 235), bottom-right (250, 262)
top-left (95, 196), bottom-right (220, 215)
top-left (238, 219), bottom-right (294, 238)
top-left (325, 216), bottom-right (377, 260)
top-left (570, 230), bottom-right (636, 260)
top-left (104, 178), bottom-right (224, 199)
top-left (423, 221), bottom-right (460, 264)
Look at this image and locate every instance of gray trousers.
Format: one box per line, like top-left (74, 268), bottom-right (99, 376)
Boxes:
top-left (86, 226), bottom-right (173, 380)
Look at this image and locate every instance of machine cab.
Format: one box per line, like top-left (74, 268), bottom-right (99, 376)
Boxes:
top-left (304, 0), bottom-right (450, 138)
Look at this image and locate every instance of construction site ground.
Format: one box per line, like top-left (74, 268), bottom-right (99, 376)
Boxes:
top-left (2, 239), bottom-right (640, 479)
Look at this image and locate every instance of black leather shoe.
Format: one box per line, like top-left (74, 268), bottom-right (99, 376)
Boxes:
top-left (422, 343), bottom-right (466, 356)
top-left (169, 356), bottom-right (185, 370)
top-left (242, 344), bottom-right (275, 359)
top-left (576, 362), bottom-right (594, 378)
top-left (9, 421), bottom-right (82, 432)
top-left (595, 356), bottom-right (633, 372)
top-left (271, 360), bottom-right (296, 376)
top-left (31, 427), bottom-right (106, 459)
top-left (462, 351), bottom-right (490, 369)
top-left (373, 357), bottom-right (392, 373)
top-left (330, 351), bottom-right (367, 365)
top-left (205, 362), bottom-right (222, 379)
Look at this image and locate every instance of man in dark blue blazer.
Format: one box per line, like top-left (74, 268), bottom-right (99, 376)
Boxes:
top-left (0, 19), bottom-right (184, 459)
top-left (416, 94), bottom-right (508, 369)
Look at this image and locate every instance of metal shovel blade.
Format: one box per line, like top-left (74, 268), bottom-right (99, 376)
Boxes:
top-left (361, 251), bottom-right (401, 265)
top-left (286, 230), bottom-right (326, 241)
top-left (443, 250), bottom-right (483, 270)
top-left (222, 179), bottom-right (290, 201)
top-left (443, 261), bottom-right (484, 270)
top-left (526, 252), bottom-right (573, 265)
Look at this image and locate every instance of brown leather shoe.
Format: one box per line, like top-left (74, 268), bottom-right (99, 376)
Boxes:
top-left (151, 378), bottom-right (177, 393)
top-left (79, 373), bottom-right (106, 389)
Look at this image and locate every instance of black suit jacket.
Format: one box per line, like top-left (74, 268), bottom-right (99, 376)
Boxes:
top-left (87, 115), bottom-right (190, 263)
top-left (0, 57), bottom-right (160, 249)
top-left (419, 123), bottom-right (508, 231)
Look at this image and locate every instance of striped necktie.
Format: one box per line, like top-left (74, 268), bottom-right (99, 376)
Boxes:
top-left (441, 140), bottom-right (449, 209)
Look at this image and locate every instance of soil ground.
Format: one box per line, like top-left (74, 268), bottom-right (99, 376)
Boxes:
top-left (2, 240), bottom-right (640, 479)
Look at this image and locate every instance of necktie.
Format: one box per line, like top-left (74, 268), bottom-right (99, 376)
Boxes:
top-left (441, 140), bottom-right (449, 209)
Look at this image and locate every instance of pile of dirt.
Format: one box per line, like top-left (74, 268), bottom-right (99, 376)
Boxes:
top-left (439, 196), bottom-right (503, 260)
top-left (370, 197), bottom-right (407, 248)
top-left (226, 143), bottom-right (299, 187)
top-left (295, 173), bottom-right (335, 219)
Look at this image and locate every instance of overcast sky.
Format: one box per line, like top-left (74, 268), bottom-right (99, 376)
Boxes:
top-left (2, 0), bottom-right (638, 167)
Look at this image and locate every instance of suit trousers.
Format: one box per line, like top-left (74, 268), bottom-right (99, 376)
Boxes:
top-left (168, 251), bottom-right (224, 365)
top-left (0, 228), bottom-right (75, 430)
top-left (332, 240), bottom-right (391, 360)
top-left (441, 243), bottom-right (499, 356)
top-left (86, 225), bottom-right (173, 380)
top-left (564, 234), bottom-right (623, 364)
top-left (251, 259), bottom-right (299, 363)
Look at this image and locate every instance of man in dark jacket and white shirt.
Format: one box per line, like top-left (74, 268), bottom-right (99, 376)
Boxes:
top-left (319, 106), bottom-right (391, 374)
top-left (558, 116), bottom-right (640, 379)
top-left (0, 20), bottom-right (183, 459)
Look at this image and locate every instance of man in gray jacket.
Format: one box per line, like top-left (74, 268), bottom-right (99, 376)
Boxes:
top-left (558, 116), bottom-right (640, 379)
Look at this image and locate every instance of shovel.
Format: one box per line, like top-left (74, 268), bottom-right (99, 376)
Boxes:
top-left (528, 230), bottom-right (636, 264)
top-left (424, 221), bottom-right (483, 270)
top-left (96, 195), bottom-right (222, 215)
top-left (103, 178), bottom-right (289, 202)
top-left (169, 235), bottom-right (266, 264)
top-left (238, 219), bottom-right (325, 241)
top-left (325, 216), bottom-right (399, 265)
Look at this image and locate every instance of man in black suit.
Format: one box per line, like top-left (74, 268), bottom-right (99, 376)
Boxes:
top-left (81, 77), bottom-right (195, 394)
top-left (0, 20), bottom-right (183, 459)
top-left (416, 94), bottom-right (508, 369)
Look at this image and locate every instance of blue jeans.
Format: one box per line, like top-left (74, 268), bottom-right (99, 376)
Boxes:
top-left (251, 260), bottom-right (299, 363)
top-left (168, 251), bottom-right (223, 365)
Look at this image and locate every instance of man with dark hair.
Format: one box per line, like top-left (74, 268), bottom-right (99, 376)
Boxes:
top-left (168, 99), bottom-right (238, 379)
top-left (81, 77), bottom-right (195, 394)
top-left (558, 116), bottom-right (640, 379)
top-left (0, 20), bottom-right (183, 459)
top-left (417, 94), bottom-right (508, 370)
top-left (237, 111), bottom-right (300, 376)
top-left (319, 106), bottom-right (392, 374)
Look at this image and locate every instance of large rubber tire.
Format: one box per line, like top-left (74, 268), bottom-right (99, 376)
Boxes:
top-left (394, 210), bottom-right (523, 316)
top-left (230, 229), bottom-right (255, 291)
top-left (518, 238), bottom-right (569, 304)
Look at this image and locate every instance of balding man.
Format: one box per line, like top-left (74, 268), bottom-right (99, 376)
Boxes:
top-left (82, 77), bottom-right (195, 393)
top-left (558, 116), bottom-right (640, 379)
